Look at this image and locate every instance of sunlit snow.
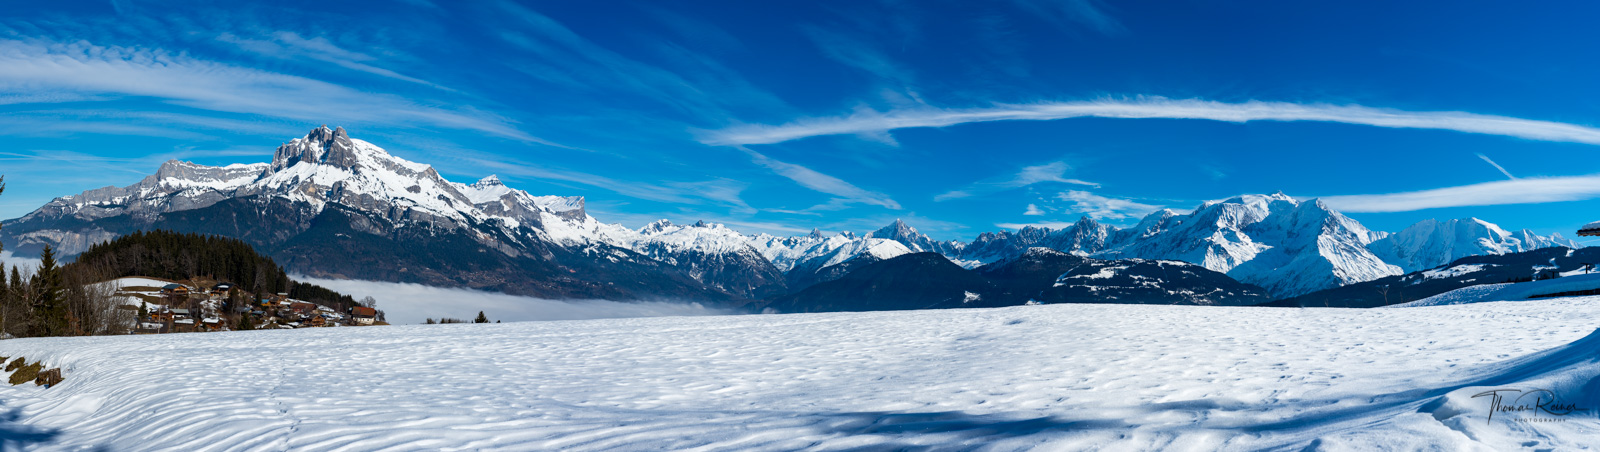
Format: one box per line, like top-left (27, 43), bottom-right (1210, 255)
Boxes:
top-left (0, 299), bottom-right (1597, 450)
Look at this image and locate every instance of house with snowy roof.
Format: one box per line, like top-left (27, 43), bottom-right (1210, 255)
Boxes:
top-left (1581, 220), bottom-right (1600, 237)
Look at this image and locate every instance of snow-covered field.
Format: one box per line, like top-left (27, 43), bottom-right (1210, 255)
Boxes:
top-left (1, 299), bottom-right (1598, 451)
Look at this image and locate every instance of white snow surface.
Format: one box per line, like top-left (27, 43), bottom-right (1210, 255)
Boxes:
top-left (1396, 273), bottom-right (1600, 307)
top-left (1420, 263), bottom-right (1493, 280)
top-left (1, 301), bottom-right (1598, 450)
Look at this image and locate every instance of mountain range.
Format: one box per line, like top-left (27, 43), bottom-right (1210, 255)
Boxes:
top-left (0, 127), bottom-right (1580, 311)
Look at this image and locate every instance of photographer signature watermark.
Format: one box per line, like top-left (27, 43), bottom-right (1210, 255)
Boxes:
top-left (1472, 388), bottom-right (1591, 424)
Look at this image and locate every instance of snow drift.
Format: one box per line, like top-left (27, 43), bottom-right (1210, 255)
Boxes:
top-left (0, 298), bottom-right (1597, 450)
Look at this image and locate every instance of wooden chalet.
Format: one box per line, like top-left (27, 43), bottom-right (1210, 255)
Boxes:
top-left (210, 283), bottom-right (235, 295)
top-left (1581, 221), bottom-right (1600, 237)
top-left (161, 284), bottom-right (190, 297)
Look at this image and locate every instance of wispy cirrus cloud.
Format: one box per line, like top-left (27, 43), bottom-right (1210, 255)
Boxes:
top-left (217, 31), bottom-right (454, 91)
top-left (1318, 175), bottom-right (1600, 213)
top-left (701, 97), bottom-right (1600, 147)
top-left (1475, 153), bottom-right (1516, 180)
top-left (0, 38), bottom-right (543, 143)
top-left (1056, 190), bottom-right (1160, 220)
top-left (1010, 0), bottom-right (1125, 36)
top-left (464, 156), bottom-right (755, 210)
top-left (490, 1), bottom-right (786, 120)
top-left (935, 161), bottom-right (1097, 201)
top-left (736, 147), bottom-right (901, 210)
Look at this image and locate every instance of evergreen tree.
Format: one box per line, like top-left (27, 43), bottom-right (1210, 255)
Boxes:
top-left (31, 245), bottom-right (67, 337)
top-left (474, 311), bottom-right (489, 323)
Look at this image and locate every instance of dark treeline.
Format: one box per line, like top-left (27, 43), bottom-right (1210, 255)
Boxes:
top-left (72, 230), bottom-right (293, 295)
top-left (68, 230), bottom-right (362, 311)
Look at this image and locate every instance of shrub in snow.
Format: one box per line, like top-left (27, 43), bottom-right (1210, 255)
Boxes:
top-left (8, 361), bottom-right (40, 385)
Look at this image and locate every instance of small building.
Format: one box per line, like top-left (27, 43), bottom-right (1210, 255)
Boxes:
top-left (1581, 221), bottom-right (1600, 237)
top-left (211, 283), bottom-right (235, 295)
top-left (171, 308), bottom-right (191, 320)
top-left (351, 307), bottom-right (377, 326)
top-left (145, 304), bottom-right (173, 322)
top-left (289, 302), bottom-right (318, 316)
top-left (201, 318), bottom-right (223, 331)
top-left (134, 322), bottom-right (166, 334)
top-left (174, 318), bottom-right (196, 332)
top-left (161, 284), bottom-right (190, 297)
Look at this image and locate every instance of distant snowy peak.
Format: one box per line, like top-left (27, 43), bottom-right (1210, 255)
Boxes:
top-left (864, 219), bottom-right (964, 255)
top-left (1097, 194), bottom-right (1400, 297)
top-left (1367, 217), bottom-right (1581, 273)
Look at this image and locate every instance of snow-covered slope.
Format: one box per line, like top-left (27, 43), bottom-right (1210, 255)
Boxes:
top-left (1394, 273), bottom-right (1600, 307)
top-left (1368, 217), bottom-right (1581, 273)
top-left (1, 300), bottom-right (1597, 450)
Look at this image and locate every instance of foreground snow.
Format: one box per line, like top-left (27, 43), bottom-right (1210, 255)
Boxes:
top-left (1, 300), bottom-right (1598, 450)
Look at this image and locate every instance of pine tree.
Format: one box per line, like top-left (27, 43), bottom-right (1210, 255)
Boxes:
top-left (474, 311), bottom-right (489, 323)
top-left (31, 245), bottom-right (67, 337)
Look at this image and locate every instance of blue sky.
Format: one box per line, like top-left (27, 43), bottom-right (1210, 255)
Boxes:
top-left (4, 1), bottom-right (1600, 241)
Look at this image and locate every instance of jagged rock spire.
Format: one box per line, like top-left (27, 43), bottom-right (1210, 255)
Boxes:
top-left (273, 125), bottom-right (361, 170)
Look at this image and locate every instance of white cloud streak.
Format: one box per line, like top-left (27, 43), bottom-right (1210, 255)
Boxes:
top-left (935, 161), bottom-right (1096, 201)
top-left (701, 97), bottom-right (1600, 147)
top-left (1476, 153), bottom-right (1517, 180)
top-left (1318, 175), bottom-right (1600, 213)
top-left (218, 31), bottom-right (454, 91)
top-left (465, 156), bottom-right (754, 209)
top-left (0, 38), bottom-right (543, 143)
top-left (1057, 190), bottom-right (1161, 220)
top-left (296, 276), bottom-right (733, 325)
top-left (736, 147), bottom-right (901, 210)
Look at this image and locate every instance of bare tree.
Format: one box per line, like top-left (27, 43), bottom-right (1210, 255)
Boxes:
top-left (64, 264), bottom-right (132, 335)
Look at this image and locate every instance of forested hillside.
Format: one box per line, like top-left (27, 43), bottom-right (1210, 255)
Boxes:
top-left (69, 230), bottom-right (358, 311)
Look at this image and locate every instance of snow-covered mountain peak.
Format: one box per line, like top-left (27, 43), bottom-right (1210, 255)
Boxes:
top-left (642, 219), bottom-right (674, 234)
top-left (472, 175), bottom-right (505, 187)
top-left (1366, 217), bottom-right (1579, 273)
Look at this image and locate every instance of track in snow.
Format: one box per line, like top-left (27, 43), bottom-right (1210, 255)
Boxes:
top-left (0, 299), bottom-right (1598, 450)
